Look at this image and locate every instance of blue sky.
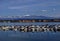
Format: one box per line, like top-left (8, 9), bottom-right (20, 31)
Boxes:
top-left (0, 0), bottom-right (60, 17)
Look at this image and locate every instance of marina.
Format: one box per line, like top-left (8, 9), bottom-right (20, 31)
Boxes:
top-left (0, 16), bottom-right (60, 32)
top-left (0, 0), bottom-right (60, 41)
top-left (0, 24), bottom-right (60, 32)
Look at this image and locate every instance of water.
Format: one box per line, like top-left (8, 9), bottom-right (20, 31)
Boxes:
top-left (0, 22), bottom-right (60, 26)
top-left (0, 31), bottom-right (60, 41)
top-left (0, 22), bottom-right (60, 41)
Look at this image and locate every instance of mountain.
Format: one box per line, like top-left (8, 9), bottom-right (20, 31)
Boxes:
top-left (21, 15), bottom-right (55, 20)
top-left (0, 15), bottom-right (56, 20)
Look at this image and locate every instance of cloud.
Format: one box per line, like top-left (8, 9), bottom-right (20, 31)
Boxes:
top-left (8, 0), bottom-right (60, 10)
top-left (8, 3), bottom-right (45, 9)
top-left (53, 8), bottom-right (56, 11)
top-left (41, 10), bottom-right (47, 12)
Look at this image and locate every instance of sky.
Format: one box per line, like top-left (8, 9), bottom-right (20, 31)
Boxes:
top-left (0, 0), bottom-right (60, 17)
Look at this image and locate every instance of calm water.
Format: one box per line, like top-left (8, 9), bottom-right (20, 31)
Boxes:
top-left (0, 22), bottom-right (60, 26)
top-left (0, 22), bottom-right (60, 41)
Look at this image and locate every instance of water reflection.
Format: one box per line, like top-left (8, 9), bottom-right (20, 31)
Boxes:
top-left (0, 31), bottom-right (60, 41)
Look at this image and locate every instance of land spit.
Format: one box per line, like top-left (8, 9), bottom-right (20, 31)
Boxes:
top-left (0, 24), bottom-right (60, 32)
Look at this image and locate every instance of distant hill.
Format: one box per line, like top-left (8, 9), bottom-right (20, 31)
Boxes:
top-left (0, 16), bottom-right (57, 20)
top-left (21, 15), bottom-right (55, 20)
